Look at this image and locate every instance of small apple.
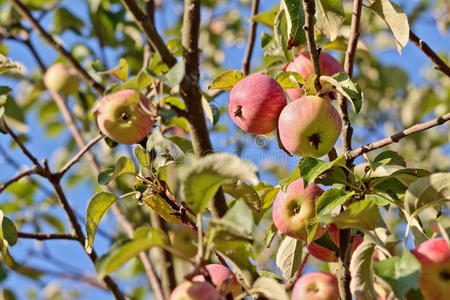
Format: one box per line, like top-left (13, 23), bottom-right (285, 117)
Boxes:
top-left (278, 96), bottom-right (342, 158)
top-left (284, 51), bottom-right (342, 100)
top-left (43, 63), bottom-right (80, 95)
top-left (272, 179), bottom-right (326, 241)
top-left (193, 264), bottom-right (242, 298)
top-left (291, 272), bottom-right (339, 300)
top-left (411, 238), bottom-right (450, 300)
top-left (229, 74), bottom-right (287, 134)
top-left (307, 223), bottom-right (363, 262)
top-left (168, 227), bottom-right (197, 258)
top-left (96, 89), bottom-right (154, 145)
top-left (169, 281), bottom-right (224, 300)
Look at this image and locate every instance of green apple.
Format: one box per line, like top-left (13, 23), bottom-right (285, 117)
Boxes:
top-left (43, 63), bottom-right (79, 94)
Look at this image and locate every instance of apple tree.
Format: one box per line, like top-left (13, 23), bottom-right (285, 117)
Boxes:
top-left (0, 0), bottom-right (449, 299)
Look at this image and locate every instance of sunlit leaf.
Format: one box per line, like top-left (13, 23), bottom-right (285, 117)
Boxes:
top-left (97, 156), bottom-right (135, 185)
top-left (275, 71), bottom-right (305, 89)
top-left (210, 70), bottom-right (246, 91)
top-left (276, 236), bottom-right (302, 281)
top-left (249, 276), bottom-right (289, 300)
top-left (325, 199), bottom-right (380, 230)
top-left (223, 180), bottom-right (261, 212)
top-left (349, 241), bottom-right (377, 300)
top-left (316, 0), bottom-right (345, 41)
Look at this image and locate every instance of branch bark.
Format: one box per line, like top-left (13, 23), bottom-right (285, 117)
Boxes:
top-left (348, 111), bottom-right (450, 160)
top-left (302, 0), bottom-right (321, 91)
top-left (242, 0), bottom-right (260, 75)
top-left (18, 232), bottom-right (79, 240)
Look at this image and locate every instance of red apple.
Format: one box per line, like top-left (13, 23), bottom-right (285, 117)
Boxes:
top-left (169, 281), bottom-right (224, 300)
top-left (168, 227), bottom-right (197, 258)
top-left (284, 51), bottom-right (342, 100)
top-left (307, 224), bottom-right (363, 262)
top-left (411, 238), bottom-right (450, 300)
top-left (43, 63), bottom-right (80, 94)
top-left (229, 74), bottom-right (286, 134)
top-left (193, 264), bottom-right (242, 298)
top-left (291, 272), bottom-right (339, 300)
top-left (278, 96), bottom-right (342, 158)
top-left (272, 179), bottom-right (326, 241)
top-left (96, 89), bottom-right (154, 145)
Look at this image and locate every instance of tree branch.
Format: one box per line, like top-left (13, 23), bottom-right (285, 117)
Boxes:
top-left (0, 166), bottom-right (38, 194)
top-left (302, 0), bottom-right (321, 91)
top-left (18, 232), bottom-right (78, 240)
top-left (348, 111), bottom-right (450, 160)
top-left (409, 31), bottom-right (450, 77)
top-left (2, 120), bottom-right (41, 167)
top-left (242, 0), bottom-right (260, 75)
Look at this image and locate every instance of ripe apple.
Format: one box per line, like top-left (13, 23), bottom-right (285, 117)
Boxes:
top-left (291, 272), bottom-right (339, 300)
top-left (169, 281), bottom-right (224, 300)
top-left (43, 63), bottom-right (80, 95)
top-left (278, 96), bottom-right (342, 158)
top-left (229, 74), bottom-right (286, 134)
top-left (193, 264), bottom-right (242, 298)
top-left (284, 51), bottom-right (342, 100)
top-left (307, 223), bottom-right (363, 262)
top-left (411, 238), bottom-right (450, 300)
top-left (272, 179), bottom-right (326, 241)
top-left (168, 227), bottom-right (197, 258)
top-left (96, 89), bottom-right (154, 145)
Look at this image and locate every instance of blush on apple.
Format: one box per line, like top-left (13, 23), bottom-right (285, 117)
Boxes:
top-left (169, 281), bottom-right (224, 300)
top-left (193, 264), bottom-right (242, 298)
top-left (307, 224), bottom-right (363, 262)
top-left (291, 271), bottom-right (339, 300)
top-left (229, 74), bottom-right (286, 134)
top-left (44, 63), bottom-right (80, 95)
top-left (96, 89), bottom-right (154, 145)
top-left (278, 96), bottom-right (342, 158)
top-left (284, 51), bottom-right (342, 100)
top-left (272, 179), bottom-right (326, 241)
top-left (411, 238), bottom-right (450, 300)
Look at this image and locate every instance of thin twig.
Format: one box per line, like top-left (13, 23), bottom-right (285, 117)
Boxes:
top-left (18, 232), bottom-right (79, 240)
top-left (348, 112), bottom-right (450, 160)
top-left (0, 167), bottom-right (38, 194)
top-left (2, 120), bottom-right (41, 167)
top-left (302, 0), bottom-right (321, 91)
top-left (409, 31), bottom-right (450, 77)
top-left (242, 0), bottom-right (260, 75)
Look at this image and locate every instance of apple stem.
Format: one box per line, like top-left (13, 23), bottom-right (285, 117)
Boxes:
top-left (234, 105), bottom-right (246, 121)
top-left (308, 133), bottom-right (321, 150)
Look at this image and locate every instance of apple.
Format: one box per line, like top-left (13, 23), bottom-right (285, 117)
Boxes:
top-left (278, 96), bottom-right (342, 158)
top-left (272, 179), bottom-right (326, 241)
top-left (291, 272), bottom-right (339, 300)
top-left (284, 51), bottom-right (342, 100)
top-left (307, 224), bottom-right (363, 262)
top-left (168, 227), bottom-right (197, 258)
top-left (193, 264), bottom-right (242, 298)
top-left (229, 74), bottom-right (286, 134)
top-left (43, 63), bottom-right (80, 95)
top-left (169, 281), bottom-right (224, 300)
top-left (96, 89), bottom-right (154, 145)
top-left (411, 238), bottom-right (450, 300)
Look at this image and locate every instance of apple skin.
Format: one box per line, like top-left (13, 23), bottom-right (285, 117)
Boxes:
top-left (272, 179), bottom-right (326, 241)
top-left (229, 74), bottom-right (287, 134)
top-left (307, 224), bottom-right (363, 262)
top-left (278, 96), bottom-right (342, 158)
top-left (96, 89), bottom-right (154, 145)
top-left (411, 238), bottom-right (450, 300)
top-left (169, 281), bottom-right (225, 300)
top-left (168, 227), bottom-right (197, 258)
top-left (43, 63), bottom-right (80, 94)
top-left (291, 272), bottom-right (339, 300)
top-left (284, 52), bottom-right (342, 100)
top-left (193, 264), bottom-right (242, 298)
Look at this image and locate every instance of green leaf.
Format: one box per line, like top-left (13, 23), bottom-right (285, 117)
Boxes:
top-left (299, 155), bottom-right (345, 187)
top-left (202, 97), bottom-right (220, 125)
top-left (280, 167), bottom-right (300, 192)
top-left (251, 9), bottom-right (278, 28)
top-left (261, 33), bottom-right (275, 49)
top-left (164, 96), bottom-right (186, 110)
top-left (85, 192), bottom-right (119, 253)
top-left (253, 186), bottom-right (280, 225)
top-left (328, 199), bottom-right (380, 230)
top-left (274, 7), bottom-right (292, 61)
top-left (53, 7), bottom-right (84, 35)
top-left (276, 236), bottom-right (303, 281)
top-left (313, 231), bottom-right (339, 253)
top-left (365, 192), bottom-right (394, 206)
top-left (103, 58), bottom-right (129, 82)
top-left (315, 166), bottom-right (349, 186)
top-left (0, 212), bottom-right (17, 247)
top-left (316, 0), bottom-right (345, 41)
top-left (210, 70), bottom-right (246, 91)
top-left (223, 200), bottom-right (255, 234)
top-left (147, 128), bottom-right (169, 152)
top-left (180, 153), bottom-right (259, 214)
top-left (164, 61), bottom-right (185, 86)
top-left (275, 71), bottom-right (305, 89)
top-left (320, 73), bottom-right (364, 113)
top-left (316, 189), bottom-right (355, 218)
top-left (112, 70), bottom-right (152, 92)
top-left (373, 251), bottom-right (421, 298)
top-left (98, 156), bottom-right (136, 185)
top-left (281, 0), bottom-right (306, 50)
top-left (143, 193), bottom-right (183, 224)
top-left (223, 180), bottom-right (261, 212)
top-left (0, 55), bottom-right (21, 75)
top-left (389, 168), bottom-right (431, 187)
top-left (368, 151), bottom-right (407, 171)
top-left (96, 227), bottom-right (168, 278)
top-left (265, 222), bottom-right (278, 248)
top-left (250, 276), bottom-right (289, 300)
top-left (133, 144), bottom-right (152, 169)
top-left (257, 270), bottom-right (282, 281)
top-left (368, 0), bottom-right (410, 54)
top-left (349, 241), bottom-right (377, 300)
top-left (167, 136), bottom-right (193, 154)
top-left (0, 86), bottom-right (12, 106)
